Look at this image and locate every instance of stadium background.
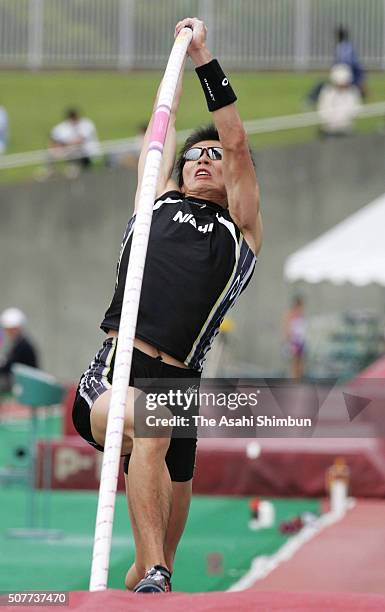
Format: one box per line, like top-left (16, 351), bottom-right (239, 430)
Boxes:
top-left (1, 0), bottom-right (385, 608)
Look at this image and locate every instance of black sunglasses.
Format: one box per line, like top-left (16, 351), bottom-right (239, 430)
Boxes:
top-left (183, 146), bottom-right (223, 161)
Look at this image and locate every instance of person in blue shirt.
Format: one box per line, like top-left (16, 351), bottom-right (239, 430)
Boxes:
top-left (305, 25), bottom-right (367, 106)
top-left (335, 26), bottom-right (366, 99)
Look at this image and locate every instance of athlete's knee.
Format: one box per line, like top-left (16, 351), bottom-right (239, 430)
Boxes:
top-left (133, 435), bottom-right (170, 458)
top-left (122, 420), bottom-right (134, 444)
top-left (121, 433), bottom-right (133, 455)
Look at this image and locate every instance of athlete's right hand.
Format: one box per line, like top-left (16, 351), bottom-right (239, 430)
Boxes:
top-left (175, 17), bottom-right (207, 54)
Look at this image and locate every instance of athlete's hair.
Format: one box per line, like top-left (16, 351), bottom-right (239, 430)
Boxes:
top-left (175, 123), bottom-right (255, 188)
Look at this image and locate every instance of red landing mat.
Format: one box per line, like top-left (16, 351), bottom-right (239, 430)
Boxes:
top-left (251, 500), bottom-right (385, 595)
top-left (3, 589), bottom-right (385, 612)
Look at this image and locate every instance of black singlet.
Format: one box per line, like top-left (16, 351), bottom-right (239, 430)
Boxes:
top-left (101, 191), bottom-right (256, 372)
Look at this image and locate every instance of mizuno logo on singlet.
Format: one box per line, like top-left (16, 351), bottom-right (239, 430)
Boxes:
top-left (172, 211), bottom-right (214, 233)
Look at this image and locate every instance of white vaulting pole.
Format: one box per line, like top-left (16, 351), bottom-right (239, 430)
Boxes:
top-left (89, 26), bottom-right (192, 591)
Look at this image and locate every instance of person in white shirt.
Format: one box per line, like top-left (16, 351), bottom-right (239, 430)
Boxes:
top-left (317, 64), bottom-right (361, 137)
top-left (49, 108), bottom-right (100, 171)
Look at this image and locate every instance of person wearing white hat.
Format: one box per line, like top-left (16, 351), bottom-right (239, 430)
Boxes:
top-left (0, 308), bottom-right (39, 393)
top-left (317, 63), bottom-right (361, 137)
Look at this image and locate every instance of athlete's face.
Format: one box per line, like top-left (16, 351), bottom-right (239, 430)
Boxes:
top-left (181, 140), bottom-right (227, 206)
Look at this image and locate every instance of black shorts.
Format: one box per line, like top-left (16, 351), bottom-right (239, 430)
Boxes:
top-left (72, 337), bottom-right (201, 482)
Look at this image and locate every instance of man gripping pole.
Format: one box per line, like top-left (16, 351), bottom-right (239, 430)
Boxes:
top-left (72, 17), bottom-right (262, 594)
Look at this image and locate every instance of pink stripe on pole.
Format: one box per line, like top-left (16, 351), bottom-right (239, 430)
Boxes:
top-left (150, 105), bottom-right (171, 148)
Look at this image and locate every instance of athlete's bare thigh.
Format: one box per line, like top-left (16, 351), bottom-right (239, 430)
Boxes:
top-left (90, 384), bottom-right (172, 454)
top-left (90, 386), bottom-right (136, 454)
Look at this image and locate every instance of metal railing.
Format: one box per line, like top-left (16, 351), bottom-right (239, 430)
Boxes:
top-left (1, 101), bottom-right (385, 170)
top-left (0, 0), bottom-right (385, 70)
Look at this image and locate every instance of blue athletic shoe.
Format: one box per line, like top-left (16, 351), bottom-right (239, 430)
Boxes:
top-left (133, 565), bottom-right (172, 593)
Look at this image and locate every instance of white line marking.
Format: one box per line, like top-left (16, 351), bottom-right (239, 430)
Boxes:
top-left (228, 499), bottom-right (355, 591)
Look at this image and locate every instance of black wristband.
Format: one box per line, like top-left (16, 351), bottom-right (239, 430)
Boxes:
top-left (195, 59), bottom-right (237, 112)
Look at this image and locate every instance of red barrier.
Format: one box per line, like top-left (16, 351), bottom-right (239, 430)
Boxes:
top-left (193, 437), bottom-right (385, 498)
top-left (36, 437), bottom-right (126, 491)
top-left (36, 435), bottom-right (385, 497)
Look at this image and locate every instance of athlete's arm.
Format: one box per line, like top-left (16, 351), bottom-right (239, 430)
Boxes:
top-left (176, 18), bottom-right (262, 255)
top-left (134, 61), bottom-right (185, 211)
top-left (155, 63), bottom-right (185, 197)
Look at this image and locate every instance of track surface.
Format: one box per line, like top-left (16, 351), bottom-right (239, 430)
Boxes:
top-left (251, 500), bottom-right (385, 594)
top-left (2, 409), bottom-right (384, 607)
top-left (2, 502), bottom-right (385, 610)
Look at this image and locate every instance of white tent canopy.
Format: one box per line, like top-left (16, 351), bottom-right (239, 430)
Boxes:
top-left (284, 192), bottom-right (385, 286)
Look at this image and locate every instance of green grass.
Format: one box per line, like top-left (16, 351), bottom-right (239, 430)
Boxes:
top-left (0, 488), bottom-right (320, 592)
top-left (1, 70), bottom-right (385, 183)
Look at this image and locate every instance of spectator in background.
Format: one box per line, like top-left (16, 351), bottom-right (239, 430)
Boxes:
top-left (335, 26), bottom-right (367, 100)
top-left (317, 64), bottom-right (361, 138)
top-left (42, 108), bottom-right (100, 179)
top-left (0, 308), bottom-right (39, 393)
top-left (305, 25), bottom-right (366, 107)
top-left (284, 295), bottom-right (307, 380)
top-left (0, 104), bottom-right (9, 154)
